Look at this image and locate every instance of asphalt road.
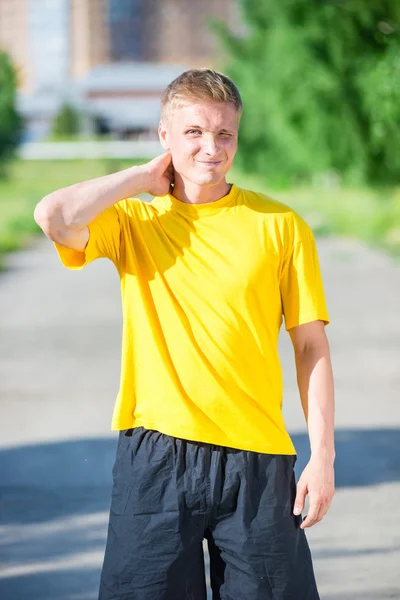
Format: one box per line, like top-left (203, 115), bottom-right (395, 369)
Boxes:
top-left (0, 234), bottom-right (399, 599)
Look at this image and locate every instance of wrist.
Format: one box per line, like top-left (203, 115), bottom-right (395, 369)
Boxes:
top-left (133, 163), bottom-right (153, 194)
top-left (310, 448), bottom-right (336, 464)
top-left (122, 163), bottom-right (150, 196)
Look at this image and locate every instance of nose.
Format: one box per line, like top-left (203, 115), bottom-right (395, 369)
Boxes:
top-left (202, 133), bottom-right (219, 156)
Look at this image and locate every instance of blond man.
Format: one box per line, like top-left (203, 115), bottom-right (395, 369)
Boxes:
top-left (35, 69), bottom-right (335, 600)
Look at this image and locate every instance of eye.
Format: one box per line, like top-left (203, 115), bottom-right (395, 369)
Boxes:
top-left (219, 132), bottom-right (231, 137)
top-left (186, 129), bottom-right (202, 135)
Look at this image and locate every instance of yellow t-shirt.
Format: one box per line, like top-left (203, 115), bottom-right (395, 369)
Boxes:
top-left (55, 184), bottom-right (329, 454)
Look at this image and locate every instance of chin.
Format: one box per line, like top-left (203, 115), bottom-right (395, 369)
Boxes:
top-left (189, 169), bottom-right (226, 187)
top-left (196, 175), bottom-right (221, 186)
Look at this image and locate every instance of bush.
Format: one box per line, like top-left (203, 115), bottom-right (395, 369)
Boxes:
top-left (0, 51), bottom-right (23, 177)
top-left (51, 102), bottom-right (81, 138)
top-left (358, 42), bottom-right (400, 179)
top-left (213, 0), bottom-right (400, 186)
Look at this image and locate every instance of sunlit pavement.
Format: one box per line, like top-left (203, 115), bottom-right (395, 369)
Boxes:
top-left (1, 234), bottom-right (399, 599)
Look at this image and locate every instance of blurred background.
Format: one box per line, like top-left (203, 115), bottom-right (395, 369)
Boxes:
top-left (0, 0), bottom-right (400, 265)
top-left (0, 1), bottom-right (399, 599)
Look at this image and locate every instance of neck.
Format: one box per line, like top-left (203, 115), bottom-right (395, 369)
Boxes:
top-left (172, 174), bottom-right (231, 205)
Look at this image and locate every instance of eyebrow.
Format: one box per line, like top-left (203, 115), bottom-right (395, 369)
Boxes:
top-left (184, 125), bottom-right (235, 133)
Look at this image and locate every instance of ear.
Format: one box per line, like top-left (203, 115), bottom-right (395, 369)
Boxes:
top-left (158, 120), bottom-right (169, 151)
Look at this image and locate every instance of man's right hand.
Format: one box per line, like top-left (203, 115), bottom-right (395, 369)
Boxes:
top-left (144, 152), bottom-right (174, 197)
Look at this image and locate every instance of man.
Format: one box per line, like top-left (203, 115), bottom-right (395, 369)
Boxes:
top-left (34, 69), bottom-right (335, 600)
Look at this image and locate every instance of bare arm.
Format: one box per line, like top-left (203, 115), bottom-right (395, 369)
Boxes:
top-left (34, 152), bottom-right (173, 251)
top-left (289, 320), bottom-right (335, 458)
top-left (289, 320), bottom-right (335, 528)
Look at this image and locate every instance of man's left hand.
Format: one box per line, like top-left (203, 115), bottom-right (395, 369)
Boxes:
top-left (293, 455), bottom-right (335, 529)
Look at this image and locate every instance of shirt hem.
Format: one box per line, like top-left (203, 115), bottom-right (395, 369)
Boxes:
top-left (285, 312), bottom-right (330, 331)
top-left (111, 418), bottom-right (297, 455)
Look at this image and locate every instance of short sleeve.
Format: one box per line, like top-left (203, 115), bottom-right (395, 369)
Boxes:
top-left (54, 203), bottom-right (123, 271)
top-left (280, 214), bottom-right (330, 330)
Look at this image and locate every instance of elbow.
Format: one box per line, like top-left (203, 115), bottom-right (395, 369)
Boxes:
top-left (34, 196), bottom-right (63, 241)
top-left (34, 199), bottom-right (49, 234)
top-left (34, 198), bottom-right (53, 238)
top-left (33, 200), bottom-right (47, 229)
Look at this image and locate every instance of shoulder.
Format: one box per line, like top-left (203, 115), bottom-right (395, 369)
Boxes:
top-left (239, 187), bottom-right (300, 223)
top-left (239, 187), bottom-right (291, 215)
top-left (238, 187), bottom-right (311, 237)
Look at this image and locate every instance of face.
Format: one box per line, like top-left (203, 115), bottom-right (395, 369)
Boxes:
top-left (159, 101), bottom-right (239, 187)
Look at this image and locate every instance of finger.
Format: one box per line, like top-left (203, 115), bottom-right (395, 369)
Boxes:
top-left (293, 481), bottom-right (307, 516)
top-left (300, 501), bottom-right (321, 529)
top-left (162, 150), bottom-right (172, 164)
top-left (153, 151), bottom-right (172, 169)
top-left (314, 497), bottom-right (332, 523)
top-left (301, 488), bottom-right (335, 528)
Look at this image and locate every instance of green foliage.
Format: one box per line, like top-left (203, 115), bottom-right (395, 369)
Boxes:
top-left (0, 51), bottom-right (23, 176)
top-left (51, 103), bottom-right (81, 137)
top-left (213, 0), bottom-right (400, 185)
top-left (358, 43), bottom-right (400, 177)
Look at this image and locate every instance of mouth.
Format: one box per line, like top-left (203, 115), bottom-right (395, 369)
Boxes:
top-left (196, 161), bottom-right (223, 167)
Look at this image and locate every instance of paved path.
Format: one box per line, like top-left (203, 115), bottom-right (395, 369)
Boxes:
top-left (0, 234), bottom-right (399, 599)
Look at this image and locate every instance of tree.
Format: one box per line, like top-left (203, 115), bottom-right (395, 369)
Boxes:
top-left (0, 51), bottom-right (23, 177)
top-left (51, 102), bottom-right (81, 138)
top-left (358, 42), bottom-right (400, 179)
top-left (213, 0), bottom-right (400, 185)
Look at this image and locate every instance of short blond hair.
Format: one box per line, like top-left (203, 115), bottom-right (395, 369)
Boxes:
top-left (160, 68), bottom-right (242, 121)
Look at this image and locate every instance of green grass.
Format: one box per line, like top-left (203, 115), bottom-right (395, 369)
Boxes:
top-left (1, 159), bottom-right (400, 269)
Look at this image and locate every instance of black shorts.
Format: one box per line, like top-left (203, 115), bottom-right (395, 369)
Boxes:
top-left (99, 427), bottom-right (320, 600)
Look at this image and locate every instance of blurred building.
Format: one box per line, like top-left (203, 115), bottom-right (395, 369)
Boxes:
top-left (0, 0), bottom-right (30, 89)
top-left (80, 62), bottom-right (186, 138)
top-left (0, 0), bottom-right (72, 140)
top-left (143, 0), bottom-right (238, 66)
top-left (0, 0), bottom-right (70, 93)
top-left (69, 0), bottom-right (110, 81)
top-left (108, 0), bottom-right (144, 62)
top-left (0, 0), bottom-right (239, 140)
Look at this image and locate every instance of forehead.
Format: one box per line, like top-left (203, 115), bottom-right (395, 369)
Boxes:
top-left (170, 101), bottom-right (239, 130)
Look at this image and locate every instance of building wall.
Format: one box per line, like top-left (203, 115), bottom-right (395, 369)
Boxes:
top-left (108, 0), bottom-right (144, 61)
top-left (0, 0), bottom-right (70, 93)
top-left (142, 0), bottom-right (238, 66)
top-left (69, 0), bottom-right (110, 80)
top-left (0, 0), bottom-right (31, 91)
top-left (27, 0), bottom-right (70, 92)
